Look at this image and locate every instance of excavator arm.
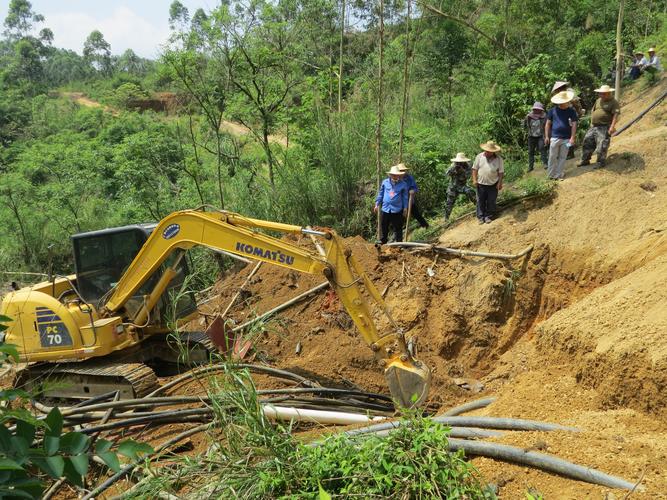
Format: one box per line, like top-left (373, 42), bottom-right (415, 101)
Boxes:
top-left (102, 209), bottom-right (430, 407)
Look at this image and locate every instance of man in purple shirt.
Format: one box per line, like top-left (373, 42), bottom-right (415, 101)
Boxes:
top-left (374, 164), bottom-right (409, 244)
top-left (545, 90), bottom-right (579, 180)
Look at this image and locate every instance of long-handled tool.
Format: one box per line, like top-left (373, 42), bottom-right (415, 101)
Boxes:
top-left (376, 207), bottom-right (383, 245)
top-left (404, 191), bottom-right (415, 241)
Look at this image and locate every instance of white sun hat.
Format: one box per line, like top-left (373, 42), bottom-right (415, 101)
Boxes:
top-left (551, 90), bottom-right (575, 104)
top-left (386, 164), bottom-right (406, 175)
top-left (450, 152), bottom-right (471, 162)
top-left (594, 84), bottom-right (614, 93)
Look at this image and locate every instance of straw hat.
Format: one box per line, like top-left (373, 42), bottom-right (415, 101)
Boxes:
top-left (386, 164), bottom-right (405, 176)
top-left (397, 163), bottom-right (409, 172)
top-left (551, 81), bottom-right (569, 93)
top-left (648, 47), bottom-right (656, 52)
top-left (635, 50), bottom-right (644, 55)
top-left (551, 90), bottom-right (575, 105)
top-left (480, 141), bottom-right (501, 153)
top-left (450, 152), bottom-right (470, 163)
top-left (594, 84), bottom-right (613, 93)
top-left (532, 101), bottom-right (545, 111)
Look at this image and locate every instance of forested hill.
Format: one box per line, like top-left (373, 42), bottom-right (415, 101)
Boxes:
top-left (0, 0), bottom-right (665, 279)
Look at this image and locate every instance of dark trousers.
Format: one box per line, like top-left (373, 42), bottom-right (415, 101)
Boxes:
top-left (410, 201), bottom-right (428, 228)
top-left (476, 183), bottom-right (498, 220)
top-left (380, 211), bottom-right (404, 244)
top-left (527, 136), bottom-right (547, 170)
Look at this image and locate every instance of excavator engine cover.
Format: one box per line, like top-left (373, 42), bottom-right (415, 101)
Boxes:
top-left (384, 356), bottom-right (431, 408)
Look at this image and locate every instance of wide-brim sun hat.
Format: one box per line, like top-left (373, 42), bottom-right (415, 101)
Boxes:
top-left (551, 80), bottom-right (569, 93)
top-left (551, 90), bottom-right (575, 105)
top-left (450, 152), bottom-right (471, 162)
top-left (648, 47), bottom-right (656, 52)
top-left (386, 165), bottom-right (405, 176)
top-left (532, 101), bottom-right (545, 111)
top-left (397, 163), bottom-right (409, 172)
top-left (480, 141), bottom-right (501, 153)
top-left (594, 84), bottom-right (613, 93)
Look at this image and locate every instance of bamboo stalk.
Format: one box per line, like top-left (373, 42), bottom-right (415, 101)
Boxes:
top-left (219, 260), bottom-right (262, 319)
top-left (386, 242), bottom-right (533, 261)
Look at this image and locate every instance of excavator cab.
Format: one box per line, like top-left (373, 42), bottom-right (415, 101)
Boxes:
top-left (72, 224), bottom-right (196, 323)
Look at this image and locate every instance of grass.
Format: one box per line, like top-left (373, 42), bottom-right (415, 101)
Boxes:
top-left (131, 368), bottom-right (495, 499)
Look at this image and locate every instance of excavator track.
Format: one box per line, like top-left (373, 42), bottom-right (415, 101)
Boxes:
top-left (17, 361), bottom-right (159, 400)
top-left (16, 332), bottom-right (219, 400)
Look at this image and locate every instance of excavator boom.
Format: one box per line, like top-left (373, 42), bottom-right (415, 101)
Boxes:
top-left (2, 209), bottom-right (431, 407)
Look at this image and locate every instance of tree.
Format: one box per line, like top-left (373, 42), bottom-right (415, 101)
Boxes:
top-left (83, 30), bottom-right (112, 74)
top-left (3, 0), bottom-right (44, 40)
top-left (209, 0), bottom-right (304, 187)
top-left (169, 0), bottom-right (190, 31)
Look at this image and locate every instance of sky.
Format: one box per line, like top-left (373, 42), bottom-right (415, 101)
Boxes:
top-left (0, 0), bottom-right (214, 58)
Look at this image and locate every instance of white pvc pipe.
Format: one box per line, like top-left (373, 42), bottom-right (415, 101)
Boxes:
top-left (262, 405), bottom-right (386, 425)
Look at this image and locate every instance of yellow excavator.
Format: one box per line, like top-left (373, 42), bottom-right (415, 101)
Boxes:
top-left (0, 209), bottom-right (430, 407)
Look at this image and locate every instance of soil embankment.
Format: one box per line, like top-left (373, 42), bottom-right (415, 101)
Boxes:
top-left (201, 77), bottom-right (667, 497)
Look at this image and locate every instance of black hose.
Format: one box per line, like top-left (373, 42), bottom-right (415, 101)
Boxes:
top-left (346, 415), bottom-right (579, 437)
top-left (441, 397), bottom-right (497, 416)
top-left (447, 438), bottom-right (639, 491)
top-left (146, 362), bottom-right (319, 398)
top-left (82, 423), bottom-right (212, 500)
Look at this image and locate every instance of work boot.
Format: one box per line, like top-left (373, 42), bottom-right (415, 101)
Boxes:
top-left (593, 161), bottom-right (605, 169)
top-left (577, 160), bottom-right (590, 167)
top-left (484, 216), bottom-right (493, 224)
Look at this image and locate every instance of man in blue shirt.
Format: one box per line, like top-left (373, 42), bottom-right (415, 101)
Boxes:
top-left (545, 90), bottom-right (579, 180)
top-left (398, 164), bottom-right (429, 229)
top-left (374, 164), bottom-right (409, 244)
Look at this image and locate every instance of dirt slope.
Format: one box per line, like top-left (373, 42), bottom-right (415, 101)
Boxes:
top-left (198, 77), bottom-right (667, 497)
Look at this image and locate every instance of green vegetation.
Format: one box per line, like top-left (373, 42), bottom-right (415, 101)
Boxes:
top-left (131, 368), bottom-right (494, 499)
top-left (0, 315), bottom-right (151, 497)
top-left (0, 0), bottom-right (663, 280)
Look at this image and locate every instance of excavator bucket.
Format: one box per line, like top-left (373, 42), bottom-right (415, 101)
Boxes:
top-left (384, 356), bottom-right (431, 408)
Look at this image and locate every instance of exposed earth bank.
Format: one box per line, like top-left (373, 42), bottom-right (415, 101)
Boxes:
top-left (200, 77), bottom-right (667, 497)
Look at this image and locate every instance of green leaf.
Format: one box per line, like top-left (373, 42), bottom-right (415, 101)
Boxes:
top-left (97, 451), bottom-right (120, 473)
top-left (0, 389), bottom-right (30, 403)
top-left (60, 432), bottom-right (89, 454)
top-left (0, 315), bottom-right (12, 322)
top-left (15, 420), bottom-right (35, 445)
top-left (44, 407), bottom-right (63, 436)
top-left (62, 455), bottom-right (87, 487)
top-left (0, 458), bottom-right (23, 470)
top-left (1, 476), bottom-right (45, 498)
top-left (117, 440), bottom-right (153, 461)
top-left (33, 455), bottom-right (65, 478)
top-left (9, 436), bottom-right (30, 458)
top-left (95, 438), bottom-right (112, 454)
top-left (0, 344), bottom-right (19, 362)
top-left (44, 435), bottom-right (60, 456)
top-left (68, 454), bottom-right (89, 476)
top-left (318, 483), bottom-right (332, 500)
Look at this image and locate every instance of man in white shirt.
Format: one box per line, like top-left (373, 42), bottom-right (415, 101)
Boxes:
top-left (471, 141), bottom-right (504, 224)
top-left (642, 48), bottom-right (662, 72)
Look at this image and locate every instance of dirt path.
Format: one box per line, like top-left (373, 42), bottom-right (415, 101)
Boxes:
top-left (59, 91), bottom-right (288, 147)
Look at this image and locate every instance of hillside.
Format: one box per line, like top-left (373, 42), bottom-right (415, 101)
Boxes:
top-left (202, 76), bottom-right (667, 497)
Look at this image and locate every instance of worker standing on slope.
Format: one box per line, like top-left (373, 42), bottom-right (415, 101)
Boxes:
top-left (374, 164), bottom-right (409, 244)
top-left (444, 152), bottom-right (476, 220)
top-left (578, 84), bottom-right (620, 169)
top-left (545, 90), bottom-right (579, 180)
top-left (472, 141), bottom-right (504, 224)
top-left (524, 102), bottom-right (548, 171)
top-left (550, 81), bottom-right (584, 160)
top-left (398, 164), bottom-right (429, 229)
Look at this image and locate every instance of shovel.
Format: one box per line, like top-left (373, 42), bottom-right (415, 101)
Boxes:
top-left (403, 191), bottom-right (415, 241)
